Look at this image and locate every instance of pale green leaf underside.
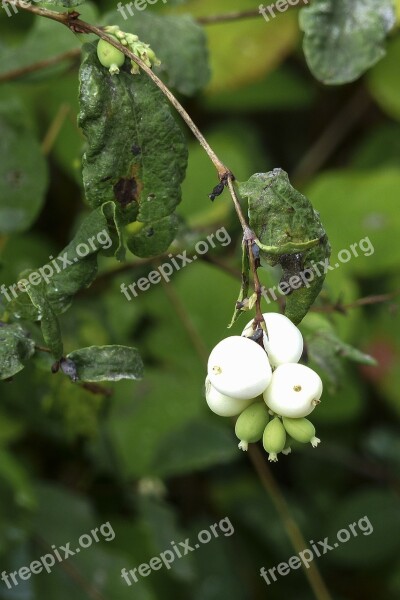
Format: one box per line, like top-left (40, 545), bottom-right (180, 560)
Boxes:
top-left (300, 0), bottom-right (396, 85)
top-left (67, 345), bottom-right (144, 382)
top-left (0, 324), bottom-right (35, 380)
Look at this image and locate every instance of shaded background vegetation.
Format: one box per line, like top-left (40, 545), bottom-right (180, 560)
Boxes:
top-left (0, 1), bottom-right (400, 599)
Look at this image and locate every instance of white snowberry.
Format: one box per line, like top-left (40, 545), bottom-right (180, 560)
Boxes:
top-left (242, 312), bottom-right (303, 367)
top-left (207, 336), bottom-right (272, 400)
top-left (205, 378), bottom-right (254, 417)
top-left (263, 363), bottom-right (322, 418)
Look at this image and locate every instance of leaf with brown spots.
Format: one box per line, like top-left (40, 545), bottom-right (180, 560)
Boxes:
top-left (78, 44), bottom-right (188, 258)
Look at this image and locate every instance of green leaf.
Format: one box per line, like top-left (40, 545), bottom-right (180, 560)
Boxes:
top-left (305, 168), bottom-right (400, 276)
top-left (300, 0), bottom-right (396, 85)
top-left (127, 214), bottom-right (179, 258)
top-left (24, 277), bottom-right (64, 360)
top-left (105, 11), bottom-right (210, 96)
top-left (151, 420), bottom-right (238, 477)
top-left (78, 44), bottom-right (188, 258)
top-left (5, 205), bottom-right (123, 324)
top-left (0, 323), bottom-right (35, 380)
top-left (0, 114), bottom-right (48, 234)
top-left (239, 169), bottom-right (330, 324)
top-left (301, 313), bottom-right (377, 388)
top-left (66, 345), bottom-right (144, 382)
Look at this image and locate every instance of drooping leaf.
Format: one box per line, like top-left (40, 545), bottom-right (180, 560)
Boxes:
top-left (300, 313), bottom-right (376, 389)
top-left (105, 11), bottom-right (210, 96)
top-left (299, 0), bottom-right (396, 85)
top-left (0, 114), bottom-right (48, 234)
top-left (0, 323), bottom-right (35, 380)
top-left (238, 169), bottom-right (330, 324)
top-left (66, 345), bottom-right (144, 382)
top-left (6, 203), bottom-right (124, 324)
top-left (23, 277), bottom-right (64, 360)
top-left (78, 44), bottom-right (188, 257)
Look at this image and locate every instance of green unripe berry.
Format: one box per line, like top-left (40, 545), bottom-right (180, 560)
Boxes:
top-left (97, 36), bottom-right (125, 75)
top-left (235, 401), bottom-right (269, 451)
top-left (262, 417), bottom-right (286, 462)
top-left (282, 417), bottom-right (321, 447)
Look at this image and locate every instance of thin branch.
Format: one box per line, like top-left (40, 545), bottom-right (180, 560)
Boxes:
top-left (313, 290), bottom-right (400, 314)
top-left (35, 344), bottom-right (52, 353)
top-left (226, 178), bottom-right (268, 335)
top-left (248, 445), bottom-right (332, 600)
top-left (0, 48), bottom-right (80, 83)
top-left (292, 87), bottom-right (371, 184)
top-left (2, 0), bottom-right (229, 178)
top-left (160, 278), bottom-right (209, 363)
top-left (41, 103), bottom-right (71, 155)
top-left (0, 1), bottom-right (306, 84)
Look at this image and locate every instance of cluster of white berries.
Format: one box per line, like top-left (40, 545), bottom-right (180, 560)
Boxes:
top-left (205, 313), bottom-right (322, 462)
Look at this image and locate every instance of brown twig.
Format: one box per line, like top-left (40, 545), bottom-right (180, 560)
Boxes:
top-left (2, 0), bottom-right (229, 178)
top-left (35, 344), bottom-right (52, 353)
top-left (248, 445), bottom-right (333, 600)
top-left (313, 290), bottom-right (400, 314)
top-left (292, 87), bottom-right (371, 184)
top-left (226, 178), bottom-right (268, 335)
